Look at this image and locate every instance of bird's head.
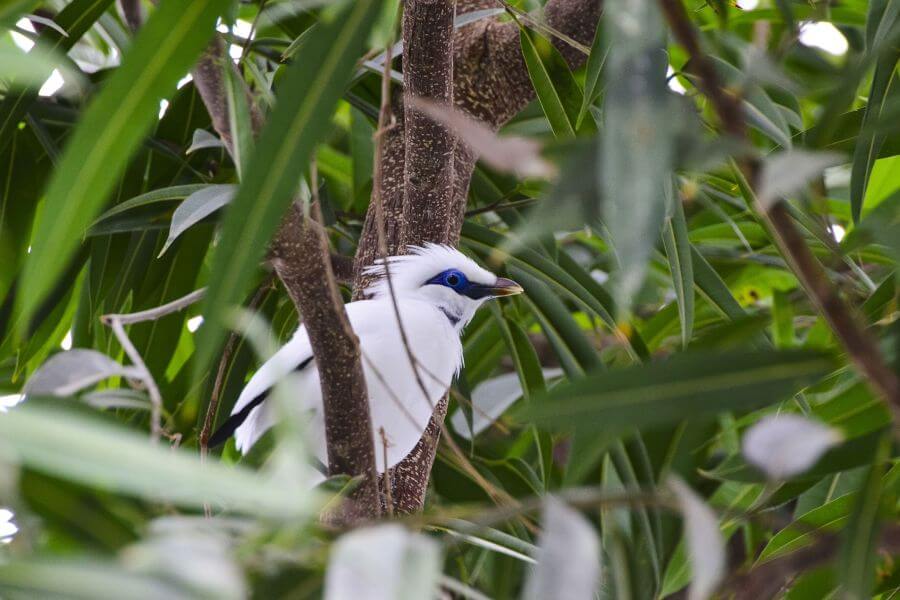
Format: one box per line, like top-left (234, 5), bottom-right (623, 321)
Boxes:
top-left (363, 244), bottom-right (523, 329)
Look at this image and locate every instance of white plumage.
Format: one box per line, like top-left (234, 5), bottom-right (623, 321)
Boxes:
top-left (215, 244), bottom-right (522, 474)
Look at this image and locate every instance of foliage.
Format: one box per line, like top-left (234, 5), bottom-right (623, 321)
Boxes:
top-left (1, 0), bottom-right (899, 598)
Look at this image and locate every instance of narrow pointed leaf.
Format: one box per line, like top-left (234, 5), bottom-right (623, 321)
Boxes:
top-left (662, 199), bottom-right (694, 347)
top-left (519, 28), bottom-right (577, 138)
top-left (159, 185), bottom-right (236, 257)
top-left (522, 350), bottom-right (833, 434)
top-left (602, 0), bottom-right (673, 312)
top-left (0, 403), bottom-right (316, 517)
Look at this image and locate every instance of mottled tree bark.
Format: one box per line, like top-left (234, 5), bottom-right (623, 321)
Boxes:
top-left (354, 0), bottom-right (603, 513)
top-left (271, 205), bottom-right (380, 520)
top-left (192, 42), bottom-right (380, 521)
top-left (402, 0), bottom-right (457, 246)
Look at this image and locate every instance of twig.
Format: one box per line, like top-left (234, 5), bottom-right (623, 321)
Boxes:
top-left (101, 288), bottom-right (205, 325)
top-left (493, 0), bottom-right (591, 56)
top-left (380, 427), bottom-right (394, 517)
top-left (99, 287), bottom-right (208, 443)
top-left (105, 317), bottom-right (164, 443)
top-left (658, 0), bottom-right (900, 424)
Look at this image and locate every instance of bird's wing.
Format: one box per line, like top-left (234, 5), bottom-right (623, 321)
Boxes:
top-left (209, 327), bottom-right (315, 452)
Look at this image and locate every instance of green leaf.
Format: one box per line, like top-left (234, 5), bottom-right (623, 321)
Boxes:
top-left (662, 198), bottom-right (694, 347)
top-left (839, 434), bottom-right (893, 599)
top-left (772, 290), bottom-right (795, 348)
top-left (89, 185), bottom-right (209, 233)
top-left (602, 0), bottom-right (673, 312)
top-left (17, 0), bottom-right (230, 328)
top-left (462, 222), bottom-right (649, 361)
top-left (224, 61), bottom-right (254, 179)
top-left (518, 28), bottom-right (582, 138)
top-left (757, 457), bottom-right (899, 565)
top-left (577, 18), bottom-right (607, 128)
top-left (522, 350), bottom-right (832, 435)
top-left (196, 0), bottom-right (380, 376)
top-left (0, 44), bottom-right (82, 90)
top-left (690, 247), bottom-right (749, 323)
top-left (0, 402), bottom-right (317, 517)
top-left (849, 55), bottom-right (899, 223)
top-left (159, 185), bottom-right (236, 257)
top-left (511, 266), bottom-right (601, 376)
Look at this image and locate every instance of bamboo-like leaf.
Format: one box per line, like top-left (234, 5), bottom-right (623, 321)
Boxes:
top-left (17, 0), bottom-right (230, 328)
top-left (186, 129), bottom-right (225, 154)
top-left (196, 0), bottom-right (379, 376)
top-left (159, 185), bottom-right (236, 257)
top-left (741, 414), bottom-right (842, 480)
top-left (324, 524), bottom-right (441, 600)
top-left (522, 350), bottom-right (832, 434)
top-left (25, 349), bottom-right (141, 397)
top-left (690, 248), bottom-right (747, 322)
top-left (850, 1), bottom-right (900, 223)
top-left (757, 150), bottom-right (844, 208)
top-left (519, 28), bottom-right (577, 138)
top-left (224, 62), bottom-right (253, 179)
top-left (523, 498), bottom-right (600, 600)
top-left (0, 44), bottom-right (82, 90)
top-left (0, 403), bottom-right (317, 517)
top-left (662, 198), bottom-right (694, 347)
top-left (757, 459), bottom-right (900, 564)
top-left (577, 18), bottom-right (607, 128)
top-left (512, 266), bottom-right (601, 376)
top-left (602, 0), bottom-right (673, 312)
top-left (668, 476), bottom-right (725, 600)
top-left (838, 434), bottom-right (893, 599)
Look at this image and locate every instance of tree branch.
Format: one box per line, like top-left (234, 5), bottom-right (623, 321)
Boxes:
top-left (659, 0), bottom-right (900, 420)
top-left (401, 0), bottom-right (457, 246)
top-left (191, 37), bottom-right (379, 521)
top-left (355, 0), bottom-right (602, 513)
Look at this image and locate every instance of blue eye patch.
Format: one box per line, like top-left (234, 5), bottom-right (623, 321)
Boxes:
top-left (426, 269), bottom-right (494, 300)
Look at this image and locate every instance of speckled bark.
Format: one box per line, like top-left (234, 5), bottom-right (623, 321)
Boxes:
top-left (354, 0), bottom-right (603, 513)
top-left (271, 205), bottom-right (380, 521)
top-left (402, 0), bottom-right (457, 246)
top-left (192, 40), bottom-right (379, 521)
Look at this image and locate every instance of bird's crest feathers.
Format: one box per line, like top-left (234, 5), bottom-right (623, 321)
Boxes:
top-left (363, 244), bottom-right (496, 299)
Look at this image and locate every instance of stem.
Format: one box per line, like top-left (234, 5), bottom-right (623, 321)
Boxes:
top-left (106, 318), bottom-right (163, 443)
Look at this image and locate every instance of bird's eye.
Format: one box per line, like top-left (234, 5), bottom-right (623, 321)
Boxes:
top-left (445, 272), bottom-right (461, 286)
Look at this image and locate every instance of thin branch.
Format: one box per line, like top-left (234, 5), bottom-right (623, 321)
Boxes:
top-left (659, 0), bottom-right (900, 422)
top-left (105, 317), bottom-right (163, 443)
top-left (102, 288), bottom-right (205, 325)
top-left (380, 427), bottom-right (394, 517)
top-left (492, 0), bottom-right (591, 56)
top-left (192, 34), bottom-right (380, 521)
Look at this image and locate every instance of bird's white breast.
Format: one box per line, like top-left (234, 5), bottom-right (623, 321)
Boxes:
top-left (351, 298), bottom-right (462, 471)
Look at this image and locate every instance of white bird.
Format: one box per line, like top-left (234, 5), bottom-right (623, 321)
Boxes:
top-left (210, 244), bottom-right (523, 473)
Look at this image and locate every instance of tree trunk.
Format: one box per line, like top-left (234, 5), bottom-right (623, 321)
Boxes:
top-left (355, 0), bottom-right (603, 513)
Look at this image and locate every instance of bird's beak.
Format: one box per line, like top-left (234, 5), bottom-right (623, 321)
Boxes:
top-left (490, 277), bottom-right (524, 297)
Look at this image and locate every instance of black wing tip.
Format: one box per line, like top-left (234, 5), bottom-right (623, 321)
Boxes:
top-left (207, 355), bottom-right (315, 450)
top-left (208, 416), bottom-right (240, 448)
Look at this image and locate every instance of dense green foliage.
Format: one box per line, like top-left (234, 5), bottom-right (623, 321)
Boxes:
top-left (1, 0), bottom-right (899, 598)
